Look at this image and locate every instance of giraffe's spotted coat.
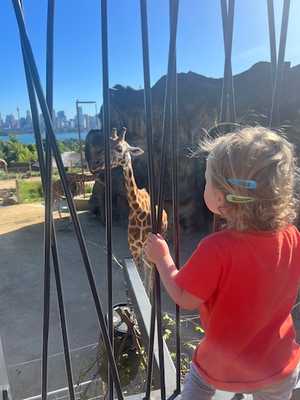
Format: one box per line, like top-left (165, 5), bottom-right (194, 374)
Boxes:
top-left (88, 127), bottom-right (168, 293)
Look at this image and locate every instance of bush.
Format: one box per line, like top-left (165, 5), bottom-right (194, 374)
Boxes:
top-left (17, 180), bottom-right (43, 203)
top-left (85, 182), bottom-right (93, 194)
top-left (0, 137), bottom-right (37, 163)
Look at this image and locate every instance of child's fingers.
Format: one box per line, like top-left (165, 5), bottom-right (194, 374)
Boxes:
top-left (147, 233), bottom-right (154, 241)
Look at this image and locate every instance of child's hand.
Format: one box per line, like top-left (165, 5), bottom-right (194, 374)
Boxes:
top-left (144, 233), bottom-right (170, 264)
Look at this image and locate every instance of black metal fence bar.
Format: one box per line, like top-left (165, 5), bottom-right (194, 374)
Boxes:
top-left (144, 1), bottom-right (179, 399)
top-left (156, 0), bottom-right (179, 231)
top-left (169, 7), bottom-right (181, 393)
top-left (9, 1), bottom-right (293, 399)
top-left (45, 1), bottom-right (76, 398)
top-left (156, 2), bottom-right (179, 396)
top-left (267, 0), bottom-right (277, 87)
top-left (12, 1), bottom-right (123, 398)
top-left (46, 0), bottom-right (54, 116)
top-left (19, 2), bottom-right (75, 399)
top-left (139, 1), bottom-right (158, 395)
top-left (20, 19), bottom-right (46, 182)
top-left (19, 8), bottom-right (50, 395)
top-left (140, 0), bottom-right (156, 229)
top-left (99, 0), bottom-right (114, 399)
top-left (269, 0), bottom-right (291, 127)
top-left (41, 0), bottom-right (54, 395)
top-left (220, 0), bottom-right (236, 123)
top-left (2, 390), bottom-right (9, 400)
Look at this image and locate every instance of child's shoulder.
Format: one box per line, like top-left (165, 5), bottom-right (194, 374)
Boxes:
top-left (199, 229), bottom-right (236, 251)
top-left (201, 229), bottom-right (236, 243)
top-left (201, 224), bottom-right (300, 247)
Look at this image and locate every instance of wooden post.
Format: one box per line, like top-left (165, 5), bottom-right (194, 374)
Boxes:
top-left (15, 179), bottom-right (20, 203)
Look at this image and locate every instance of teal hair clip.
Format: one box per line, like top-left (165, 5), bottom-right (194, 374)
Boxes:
top-left (227, 178), bottom-right (257, 189)
top-left (226, 194), bottom-right (255, 204)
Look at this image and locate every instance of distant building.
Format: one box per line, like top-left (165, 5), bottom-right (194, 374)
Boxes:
top-left (16, 107), bottom-right (20, 129)
top-left (5, 114), bottom-right (17, 129)
top-left (19, 117), bottom-right (26, 129)
top-left (25, 110), bottom-right (32, 130)
top-left (69, 118), bottom-right (76, 129)
top-left (57, 110), bottom-right (67, 129)
top-left (0, 108), bottom-right (99, 132)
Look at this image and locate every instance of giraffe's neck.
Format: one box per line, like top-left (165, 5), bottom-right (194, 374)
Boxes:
top-left (122, 161), bottom-right (140, 210)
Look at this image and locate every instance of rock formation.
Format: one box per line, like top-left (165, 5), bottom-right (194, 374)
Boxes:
top-left (86, 61), bottom-right (300, 231)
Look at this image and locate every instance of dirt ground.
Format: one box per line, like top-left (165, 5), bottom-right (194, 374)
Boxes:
top-left (0, 203), bottom-right (61, 235)
top-left (0, 178), bottom-right (17, 190)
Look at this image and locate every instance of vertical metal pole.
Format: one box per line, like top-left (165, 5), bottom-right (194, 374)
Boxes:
top-left (269, 0), bottom-right (291, 127)
top-left (95, 103), bottom-right (99, 128)
top-left (76, 100), bottom-right (85, 197)
top-left (19, 0), bottom-right (46, 183)
top-left (220, 0), bottom-right (236, 123)
top-left (45, 1), bottom-right (76, 398)
top-left (215, 0), bottom-right (236, 233)
top-left (169, 5), bottom-right (181, 393)
top-left (2, 390), bottom-right (9, 400)
top-left (143, 1), bottom-right (179, 398)
top-left (12, 2), bottom-right (123, 397)
top-left (20, 4), bottom-right (75, 398)
top-left (267, 0), bottom-right (277, 87)
top-left (42, 0), bottom-right (54, 395)
top-left (100, 1), bottom-right (114, 399)
top-left (140, 2), bottom-right (157, 395)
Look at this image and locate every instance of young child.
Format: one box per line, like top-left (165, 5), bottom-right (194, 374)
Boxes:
top-left (144, 127), bottom-right (300, 399)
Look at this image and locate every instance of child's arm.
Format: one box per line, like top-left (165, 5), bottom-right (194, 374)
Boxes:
top-left (145, 234), bottom-right (202, 310)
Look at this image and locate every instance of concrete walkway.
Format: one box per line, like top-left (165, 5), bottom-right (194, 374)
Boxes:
top-left (0, 211), bottom-right (130, 399)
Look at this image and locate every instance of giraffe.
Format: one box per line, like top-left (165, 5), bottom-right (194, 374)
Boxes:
top-left (88, 127), bottom-right (168, 292)
top-left (52, 172), bottom-right (96, 218)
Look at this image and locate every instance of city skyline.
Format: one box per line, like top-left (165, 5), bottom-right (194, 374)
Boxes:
top-left (0, 106), bottom-right (100, 132)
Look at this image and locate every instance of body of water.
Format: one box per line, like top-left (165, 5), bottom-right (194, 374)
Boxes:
top-left (0, 131), bottom-right (88, 144)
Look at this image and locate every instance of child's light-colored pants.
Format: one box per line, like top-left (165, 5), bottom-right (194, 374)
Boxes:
top-left (181, 362), bottom-right (300, 400)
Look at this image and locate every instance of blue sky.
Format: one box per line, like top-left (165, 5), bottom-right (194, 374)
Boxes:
top-left (1, 0), bottom-right (300, 119)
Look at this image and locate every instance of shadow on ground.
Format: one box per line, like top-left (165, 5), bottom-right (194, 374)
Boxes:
top-left (0, 212), bottom-right (132, 398)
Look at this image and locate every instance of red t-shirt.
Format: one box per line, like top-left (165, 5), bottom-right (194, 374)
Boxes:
top-left (175, 225), bottom-right (300, 392)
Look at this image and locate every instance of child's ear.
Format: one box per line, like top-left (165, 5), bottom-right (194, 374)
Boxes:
top-left (215, 189), bottom-right (225, 205)
top-left (128, 145), bottom-right (144, 157)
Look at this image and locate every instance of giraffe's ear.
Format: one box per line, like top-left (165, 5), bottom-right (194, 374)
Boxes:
top-left (128, 145), bottom-right (144, 157)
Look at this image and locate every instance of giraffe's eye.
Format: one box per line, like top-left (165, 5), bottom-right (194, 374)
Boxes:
top-left (115, 146), bottom-right (122, 153)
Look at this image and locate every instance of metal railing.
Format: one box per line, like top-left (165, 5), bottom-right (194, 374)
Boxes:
top-left (7, 0), bottom-right (292, 399)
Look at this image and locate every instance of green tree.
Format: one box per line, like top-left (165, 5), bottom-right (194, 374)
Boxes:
top-left (0, 137), bottom-right (38, 163)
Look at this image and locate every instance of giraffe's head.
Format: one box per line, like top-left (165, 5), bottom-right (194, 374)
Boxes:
top-left (89, 127), bottom-right (144, 173)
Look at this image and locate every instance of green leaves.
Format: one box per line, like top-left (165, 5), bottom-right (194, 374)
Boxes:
top-left (0, 136), bottom-right (37, 163)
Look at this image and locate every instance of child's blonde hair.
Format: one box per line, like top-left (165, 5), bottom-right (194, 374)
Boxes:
top-left (199, 126), bottom-right (298, 231)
